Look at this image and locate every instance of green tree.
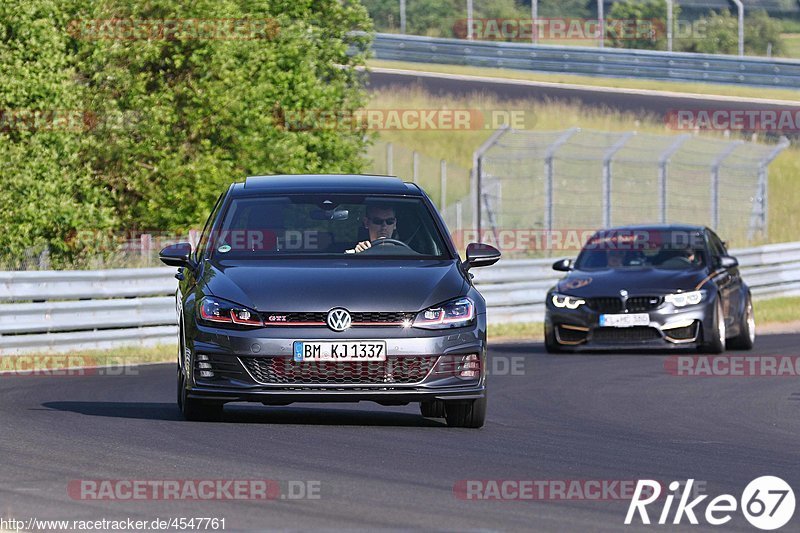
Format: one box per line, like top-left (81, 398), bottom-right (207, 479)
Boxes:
top-left (607, 0), bottom-right (674, 50)
top-left (0, 0), bottom-right (117, 267)
top-left (0, 0), bottom-right (373, 266)
top-left (678, 9), bottom-right (784, 56)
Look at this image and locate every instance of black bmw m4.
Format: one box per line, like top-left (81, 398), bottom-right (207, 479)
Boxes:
top-left (160, 175), bottom-right (500, 427)
top-left (545, 225), bottom-right (755, 353)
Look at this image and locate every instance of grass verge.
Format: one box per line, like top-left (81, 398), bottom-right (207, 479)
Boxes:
top-left (0, 344), bottom-right (176, 373)
top-left (368, 59), bottom-right (800, 102)
top-left (754, 296), bottom-right (800, 324)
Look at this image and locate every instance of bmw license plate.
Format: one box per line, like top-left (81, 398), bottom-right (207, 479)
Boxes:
top-left (599, 313), bottom-right (650, 328)
top-left (293, 341), bottom-right (387, 362)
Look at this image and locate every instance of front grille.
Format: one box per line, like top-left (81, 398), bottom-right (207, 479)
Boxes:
top-left (626, 296), bottom-right (663, 312)
top-left (240, 356), bottom-right (437, 385)
top-left (587, 296), bottom-right (662, 313)
top-left (587, 297), bottom-right (623, 313)
top-left (591, 327), bottom-right (662, 343)
top-left (261, 311), bottom-right (415, 326)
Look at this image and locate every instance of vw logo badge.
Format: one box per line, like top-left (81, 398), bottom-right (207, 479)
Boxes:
top-left (327, 308), bottom-right (352, 332)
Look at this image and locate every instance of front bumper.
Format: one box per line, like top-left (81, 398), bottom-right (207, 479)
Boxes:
top-left (183, 321), bottom-right (487, 404)
top-left (545, 300), bottom-right (714, 351)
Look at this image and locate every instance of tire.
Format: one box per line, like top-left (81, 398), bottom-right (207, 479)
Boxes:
top-left (544, 324), bottom-right (562, 354)
top-left (177, 364), bottom-right (223, 422)
top-left (702, 299), bottom-right (726, 354)
top-left (728, 294), bottom-right (755, 350)
top-left (444, 397), bottom-right (486, 428)
top-left (420, 400), bottom-right (446, 418)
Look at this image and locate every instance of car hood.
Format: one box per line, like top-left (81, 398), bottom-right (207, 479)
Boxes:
top-left (555, 268), bottom-right (707, 297)
top-left (201, 259), bottom-right (467, 312)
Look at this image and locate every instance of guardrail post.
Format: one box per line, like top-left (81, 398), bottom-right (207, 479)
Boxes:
top-left (544, 128), bottom-right (579, 234)
top-left (602, 131), bottom-right (635, 228)
top-left (400, 0), bottom-right (406, 34)
top-left (440, 159), bottom-right (447, 211)
top-left (472, 125), bottom-right (510, 234)
top-left (386, 143), bottom-right (393, 175)
top-left (658, 134), bottom-right (690, 224)
top-left (710, 141), bottom-right (743, 230)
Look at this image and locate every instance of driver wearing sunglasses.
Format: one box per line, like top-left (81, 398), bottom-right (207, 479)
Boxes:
top-left (354, 205), bottom-right (398, 253)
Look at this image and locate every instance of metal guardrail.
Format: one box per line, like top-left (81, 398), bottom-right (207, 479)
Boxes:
top-left (1, 241), bottom-right (798, 353)
top-left (371, 33), bottom-right (800, 88)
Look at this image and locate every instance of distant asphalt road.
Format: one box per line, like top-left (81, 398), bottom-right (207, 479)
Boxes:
top-left (1, 334), bottom-right (799, 531)
top-left (367, 68), bottom-right (800, 119)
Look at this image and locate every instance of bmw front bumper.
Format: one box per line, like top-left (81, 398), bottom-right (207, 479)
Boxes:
top-left (545, 300), bottom-right (715, 351)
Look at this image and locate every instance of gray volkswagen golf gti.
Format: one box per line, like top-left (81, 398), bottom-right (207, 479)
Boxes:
top-left (160, 175), bottom-right (501, 427)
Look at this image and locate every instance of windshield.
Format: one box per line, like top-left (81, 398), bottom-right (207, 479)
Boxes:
top-left (573, 229), bottom-right (706, 270)
top-left (209, 194), bottom-right (451, 259)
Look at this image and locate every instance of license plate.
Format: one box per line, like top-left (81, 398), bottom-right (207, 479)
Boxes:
top-left (599, 313), bottom-right (650, 328)
top-left (293, 341), bottom-right (387, 362)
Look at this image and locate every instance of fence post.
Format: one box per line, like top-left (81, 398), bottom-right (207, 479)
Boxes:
top-left (710, 141), bottom-right (743, 230)
top-left (386, 142), bottom-right (393, 175)
top-left (141, 233), bottom-right (152, 263)
top-left (543, 128), bottom-right (580, 234)
top-left (658, 134), bottom-right (690, 224)
top-left (456, 201), bottom-right (464, 235)
top-left (472, 125), bottom-right (510, 235)
top-left (602, 131), bottom-right (635, 228)
top-left (749, 137), bottom-right (790, 240)
top-left (440, 159), bottom-right (447, 211)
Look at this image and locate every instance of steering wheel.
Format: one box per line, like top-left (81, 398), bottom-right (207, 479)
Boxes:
top-left (370, 238), bottom-right (413, 250)
top-left (661, 256), bottom-right (692, 268)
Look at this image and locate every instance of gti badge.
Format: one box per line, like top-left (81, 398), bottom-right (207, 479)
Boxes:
top-left (327, 308), bottom-right (352, 332)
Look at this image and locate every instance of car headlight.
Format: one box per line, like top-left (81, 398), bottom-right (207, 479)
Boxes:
top-left (413, 297), bottom-right (475, 329)
top-left (198, 296), bottom-right (263, 328)
top-left (551, 293), bottom-right (586, 310)
top-left (664, 290), bottom-right (706, 308)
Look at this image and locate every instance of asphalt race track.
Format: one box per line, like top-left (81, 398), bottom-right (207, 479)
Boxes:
top-left (1, 334), bottom-right (798, 531)
top-left (367, 68), bottom-right (800, 120)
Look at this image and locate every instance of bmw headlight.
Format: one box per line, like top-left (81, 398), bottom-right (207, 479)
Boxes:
top-left (413, 297), bottom-right (475, 329)
top-left (664, 290), bottom-right (706, 308)
top-left (551, 293), bottom-right (586, 310)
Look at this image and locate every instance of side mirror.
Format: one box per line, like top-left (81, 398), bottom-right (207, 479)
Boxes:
top-left (464, 243), bottom-right (501, 270)
top-left (552, 259), bottom-right (573, 272)
top-left (160, 242), bottom-right (194, 268)
top-left (719, 256), bottom-right (738, 269)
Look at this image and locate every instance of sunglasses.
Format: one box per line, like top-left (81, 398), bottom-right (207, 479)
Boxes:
top-left (369, 217), bottom-right (396, 226)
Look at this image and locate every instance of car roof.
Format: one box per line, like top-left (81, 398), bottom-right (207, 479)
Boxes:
top-left (231, 174), bottom-right (420, 195)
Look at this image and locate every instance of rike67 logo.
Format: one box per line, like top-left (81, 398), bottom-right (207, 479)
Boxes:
top-left (625, 477), bottom-right (795, 530)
